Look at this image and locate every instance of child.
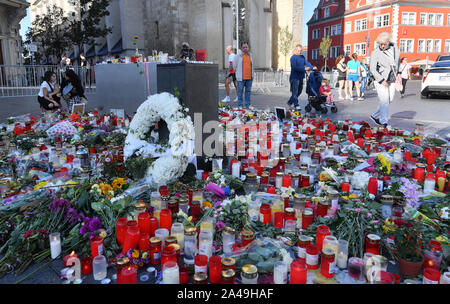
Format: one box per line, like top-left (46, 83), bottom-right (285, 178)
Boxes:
top-left (319, 79), bottom-right (334, 106)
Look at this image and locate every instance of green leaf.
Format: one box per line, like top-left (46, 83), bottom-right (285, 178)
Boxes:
top-left (91, 202), bottom-right (104, 212)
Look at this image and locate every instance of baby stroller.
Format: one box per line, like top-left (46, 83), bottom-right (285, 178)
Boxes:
top-left (305, 70), bottom-right (338, 114)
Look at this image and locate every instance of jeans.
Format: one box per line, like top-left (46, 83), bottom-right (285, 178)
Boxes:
top-left (372, 82), bottom-right (396, 125)
top-left (360, 77), bottom-right (367, 95)
top-left (237, 80), bottom-right (253, 107)
top-left (288, 78), bottom-right (304, 107)
top-left (401, 78), bottom-right (408, 95)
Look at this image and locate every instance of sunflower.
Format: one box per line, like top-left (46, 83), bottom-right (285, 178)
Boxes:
top-left (99, 183), bottom-right (113, 195)
top-left (112, 178), bottom-right (127, 190)
top-left (134, 35), bottom-right (139, 40)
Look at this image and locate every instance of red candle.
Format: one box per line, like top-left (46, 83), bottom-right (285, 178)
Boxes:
top-left (427, 152), bottom-right (436, 165)
top-left (274, 212), bottom-right (285, 229)
top-left (290, 259), bottom-right (307, 284)
top-left (267, 186), bottom-right (276, 194)
top-left (316, 225), bottom-right (331, 252)
top-left (150, 237), bottom-right (162, 265)
top-left (179, 266), bottom-right (190, 284)
top-left (367, 177), bottom-right (378, 196)
top-left (116, 218), bottom-right (128, 246)
top-left (149, 217), bottom-right (158, 237)
top-left (282, 174), bottom-right (291, 188)
top-left (139, 233), bottom-right (150, 252)
top-left (209, 256), bottom-right (222, 284)
top-left (159, 209), bottom-right (172, 232)
top-left (260, 203), bottom-right (272, 224)
top-left (341, 182), bottom-right (350, 193)
top-left (159, 185), bottom-right (169, 196)
top-left (90, 236), bottom-right (104, 258)
top-left (357, 138), bottom-right (364, 149)
top-left (202, 171), bottom-right (210, 180)
top-left (302, 208), bottom-right (314, 230)
top-left (138, 212), bottom-right (151, 235)
top-left (423, 268), bottom-right (441, 284)
top-left (415, 167), bottom-right (425, 182)
top-left (404, 151), bottom-right (412, 161)
top-left (365, 234), bottom-right (381, 255)
top-left (63, 251), bottom-right (79, 267)
top-left (161, 246), bottom-right (177, 268)
top-left (81, 257), bottom-right (93, 275)
top-left (306, 245), bottom-right (319, 270)
top-left (119, 266), bottom-right (137, 284)
top-left (195, 254), bottom-right (208, 274)
top-left (122, 221), bottom-right (140, 254)
top-left (320, 249), bottom-right (336, 279)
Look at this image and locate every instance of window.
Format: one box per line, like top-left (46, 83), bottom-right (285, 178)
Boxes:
top-left (448, 14), bottom-right (450, 26)
top-left (312, 29), bottom-right (321, 40)
top-left (420, 13), bottom-right (427, 25)
top-left (312, 49), bottom-right (320, 60)
top-left (324, 27), bottom-right (330, 37)
top-left (401, 13), bottom-right (415, 25)
top-left (434, 39), bottom-right (441, 53)
top-left (330, 46), bottom-right (341, 58)
top-left (376, 14), bottom-right (390, 28)
top-left (427, 39), bottom-right (433, 53)
top-left (324, 7), bottom-right (330, 18)
top-left (345, 21), bottom-right (352, 33)
top-left (418, 39), bottom-right (425, 53)
top-left (314, 9), bottom-right (318, 20)
top-left (354, 43), bottom-right (366, 56)
top-left (355, 19), bottom-right (367, 31)
top-left (400, 39), bottom-right (414, 53)
top-left (436, 14), bottom-right (443, 26)
top-left (345, 45), bottom-right (351, 56)
top-left (345, 0), bottom-right (349, 10)
top-left (428, 13), bottom-right (435, 26)
top-left (445, 40), bottom-right (450, 53)
top-left (331, 24), bottom-right (342, 36)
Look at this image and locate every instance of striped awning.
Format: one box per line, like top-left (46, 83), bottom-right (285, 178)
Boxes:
top-left (111, 38), bottom-right (123, 54)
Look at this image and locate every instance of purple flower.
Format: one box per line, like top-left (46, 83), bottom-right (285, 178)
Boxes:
top-left (367, 212), bottom-right (373, 217)
top-left (79, 225), bottom-right (88, 235)
top-left (213, 200), bottom-right (223, 208)
top-left (133, 259), bottom-right (140, 265)
top-left (87, 217), bottom-right (102, 231)
top-left (49, 199), bottom-right (70, 212)
top-left (373, 220), bottom-right (380, 224)
top-left (355, 208), bottom-right (361, 213)
top-left (216, 221), bottom-right (226, 232)
top-left (65, 208), bottom-right (80, 223)
top-left (205, 182), bottom-right (225, 199)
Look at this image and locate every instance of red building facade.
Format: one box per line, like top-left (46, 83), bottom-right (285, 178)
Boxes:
top-left (307, 0), bottom-right (450, 71)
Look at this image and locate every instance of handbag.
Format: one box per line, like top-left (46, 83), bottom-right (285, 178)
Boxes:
top-left (395, 77), bottom-right (403, 92)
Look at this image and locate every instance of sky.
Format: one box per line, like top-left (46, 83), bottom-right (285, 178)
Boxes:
top-left (20, 0), bottom-right (319, 45)
top-left (303, 0), bottom-right (321, 45)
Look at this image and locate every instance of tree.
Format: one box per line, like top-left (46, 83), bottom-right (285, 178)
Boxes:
top-left (278, 26), bottom-right (294, 70)
top-left (68, 0), bottom-right (112, 51)
top-left (24, 5), bottom-right (72, 63)
top-left (319, 36), bottom-right (332, 71)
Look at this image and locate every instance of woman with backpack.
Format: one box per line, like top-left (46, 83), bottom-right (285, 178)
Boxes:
top-left (37, 71), bottom-right (61, 111)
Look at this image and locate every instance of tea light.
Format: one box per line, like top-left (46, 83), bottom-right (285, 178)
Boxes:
top-left (336, 240), bottom-right (349, 269)
top-left (93, 255), bottom-right (107, 281)
top-left (49, 232), bottom-right (61, 259)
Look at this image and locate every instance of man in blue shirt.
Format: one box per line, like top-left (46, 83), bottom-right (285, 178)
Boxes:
top-left (288, 44), bottom-right (315, 110)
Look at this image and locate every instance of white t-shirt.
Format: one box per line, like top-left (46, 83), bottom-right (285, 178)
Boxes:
top-left (400, 63), bottom-right (411, 79)
top-left (228, 53), bottom-right (237, 73)
top-left (38, 81), bottom-right (54, 97)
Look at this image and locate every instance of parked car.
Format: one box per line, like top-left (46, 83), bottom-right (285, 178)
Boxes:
top-left (436, 54), bottom-right (450, 62)
top-left (421, 60), bottom-right (450, 99)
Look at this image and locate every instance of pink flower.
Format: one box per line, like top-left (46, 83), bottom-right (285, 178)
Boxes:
top-left (355, 208), bottom-right (361, 213)
top-left (216, 221), bottom-right (226, 232)
top-left (367, 212), bottom-right (373, 217)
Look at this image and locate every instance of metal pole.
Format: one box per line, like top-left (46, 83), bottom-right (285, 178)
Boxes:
top-left (236, 0), bottom-right (239, 52)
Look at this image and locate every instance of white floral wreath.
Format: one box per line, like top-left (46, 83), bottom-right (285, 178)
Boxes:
top-left (124, 93), bottom-right (195, 188)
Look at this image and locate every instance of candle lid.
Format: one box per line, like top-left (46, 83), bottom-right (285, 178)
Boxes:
top-left (241, 264), bottom-right (258, 280)
top-left (191, 200), bottom-right (200, 206)
top-left (165, 235), bottom-right (177, 243)
top-left (276, 172), bottom-right (284, 177)
top-left (221, 257), bottom-right (235, 266)
top-left (223, 226), bottom-right (236, 234)
top-left (285, 207), bottom-right (295, 214)
top-left (150, 237), bottom-right (162, 244)
top-left (184, 227), bottom-right (197, 236)
top-left (367, 234), bottom-right (381, 241)
top-left (246, 173), bottom-right (257, 179)
top-left (303, 208), bottom-right (313, 216)
top-left (318, 199), bottom-right (329, 206)
top-left (193, 272), bottom-right (208, 282)
top-left (168, 243), bottom-right (180, 251)
top-left (221, 269), bottom-right (235, 278)
top-left (241, 229), bottom-right (254, 239)
top-left (116, 257), bottom-right (130, 266)
top-left (298, 235), bottom-right (313, 243)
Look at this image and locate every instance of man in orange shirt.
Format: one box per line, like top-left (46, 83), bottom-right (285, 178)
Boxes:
top-left (234, 42), bottom-right (254, 109)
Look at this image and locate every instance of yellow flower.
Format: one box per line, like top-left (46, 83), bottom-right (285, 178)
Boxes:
top-left (100, 231), bottom-right (107, 238)
top-left (142, 252), bottom-right (149, 259)
top-left (132, 250), bottom-right (140, 259)
top-left (65, 180), bottom-right (78, 188)
top-left (187, 216), bottom-right (193, 222)
top-left (378, 154), bottom-right (391, 174)
top-left (202, 201), bottom-right (212, 209)
top-left (134, 35), bottom-right (139, 39)
top-left (99, 183), bottom-right (113, 195)
top-left (382, 218), bottom-right (396, 233)
top-left (319, 172), bottom-right (330, 181)
top-left (112, 178), bottom-right (127, 190)
top-left (33, 181), bottom-right (48, 190)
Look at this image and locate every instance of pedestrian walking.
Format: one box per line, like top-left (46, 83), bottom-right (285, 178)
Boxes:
top-left (399, 57), bottom-right (411, 98)
top-left (287, 44), bottom-right (314, 110)
top-left (222, 45), bottom-right (238, 103)
top-left (346, 53), bottom-right (362, 101)
top-left (234, 42), bottom-right (254, 109)
top-left (335, 55), bottom-right (347, 100)
top-left (370, 32), bottom-right (401, 128)
top-left (359, 58), bottom-right (369, 99)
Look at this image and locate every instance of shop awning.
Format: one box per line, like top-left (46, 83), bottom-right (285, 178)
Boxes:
top-left (96, 43), bottom-right (108, 56)
top-left (110, 38), bottom-right (123, 54)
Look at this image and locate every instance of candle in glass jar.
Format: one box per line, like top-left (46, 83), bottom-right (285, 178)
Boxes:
top-left (116, 218), bottom-right (128, 246)
top-left (92, 255), bottom-right (107, 281)
top-left (171, 223), bottom-right (185, 251)
top-left (120, 266), bottom-right (137, 284)
top-left (316, 225), bottom-right (331, 252)
top-left (163, 261), bottom-right (180, 284)
top-left (302, 208), bottom-right (314, 230)
top-left (290, 259), bottom-right (307, 284)
top-left (159, 209), bottom-right (172, 232)
top-left (336, 240), bottom-right (349, 269)
top-left (49, 232), bottom-right (61, 259)
top-left (259, 203), bottom-right (272, 224)
top-left (306, 244), bottom-right (319, 269)
top-left (320, 248), bottom-right (336, 279)
top-left (150, 237), bottom-right (162, 265)
top-left (81, 257), bottom-right (93, 275)
top-left (441, 272), bottom-right (450, 284)
top-left (90, 236), bottom-right (103, 258)
top-left (63, 251), bottom-right (79, 267)
top-left (423, 268), bottom-right (441, 284)
top-left (424, 173), bottom-right (436, 194)
top-left (138, 212), bottom-right (151, 235)
top-left (241, 264), bottom-right (258, 284)
top-left (273, 261), bottom-right (288, 284)
top-left (195, 254), bottom-right (208, 274)
top-left (139, 233), bottom-right (150, 252)
top-left (365, 234), bottom-right (381, 255)
top-left (209, 256), bottom-right (222, 284)
top-left (322, 235), bottom-right (339, 255)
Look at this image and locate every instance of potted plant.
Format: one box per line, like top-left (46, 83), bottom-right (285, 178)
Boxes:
top-left (390, 219), bottom-right (424, 277)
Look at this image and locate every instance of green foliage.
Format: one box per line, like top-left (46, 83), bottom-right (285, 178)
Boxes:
top-left (278, 26), bottom-right (294, 69)
top-left (319, 36), bottom-right (333, 70)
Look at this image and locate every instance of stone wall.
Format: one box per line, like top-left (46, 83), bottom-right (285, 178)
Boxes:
top-left (0, 3), bottom-right (28, 66)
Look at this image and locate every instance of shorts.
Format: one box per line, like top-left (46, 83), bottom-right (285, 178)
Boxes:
top-left (38, 96), bottom-right (61, 110)
top-left (227, 73), bottom-right (236, 82)
top-left (347, 74), bottom-right (359, 82)
top-left (338, 76), bottom-right (347, 82)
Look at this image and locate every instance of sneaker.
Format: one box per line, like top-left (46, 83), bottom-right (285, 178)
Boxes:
top-left (222, 96), bottom-right (230, 103)
top-left (349, 97), bottom-right (354, 101)
top-left (382, 123), bottom-right (388, 128)
top-left (345, 95), bottom-right (350, 100)
top-left (338, 96), bottom-right (344, 101)
top-left (248, 105), bottom-right (255, 111)
top-left (370, 115), bottom-right (381, 126)
top-left (295, 106), bottom-right (302, 111)
top-left (401, 94), bottom-right (404, 98)
top-left (358, 97), bottom-right (364, 101)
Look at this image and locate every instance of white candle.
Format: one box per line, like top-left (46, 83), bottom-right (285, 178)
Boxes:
top-left (336, 252), bottom-right (348, 269)
top-left (163, 262), bottom-right (180, 284)
top-left (424, 178), bottom-right (436, 194)
top-left (49, 233), bottom-right (61, 259)
top-left (232, 162), bottom-right (241, 178)
top-left (273, 261), bottom-right (287, 284)
top-left (441, 272), bottom-right (450, 284)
